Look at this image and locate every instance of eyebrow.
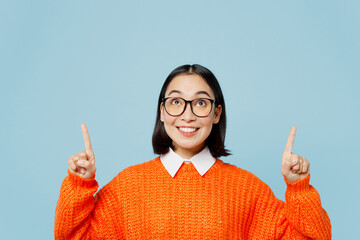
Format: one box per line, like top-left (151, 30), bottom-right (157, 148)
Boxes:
top-left (167, 90), bottom-right (211, 98)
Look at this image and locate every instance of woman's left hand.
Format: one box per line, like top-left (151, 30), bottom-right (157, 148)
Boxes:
top-left (281, 126), bottom-right (310, 183)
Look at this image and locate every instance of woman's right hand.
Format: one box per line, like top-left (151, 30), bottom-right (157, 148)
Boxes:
top-left (67, 123), bottom-right (96, 179)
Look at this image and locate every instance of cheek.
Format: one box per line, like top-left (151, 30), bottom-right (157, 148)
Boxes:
top-left (163, 114), bottom-right (177, 128)
top-left (160, 105), bottom-right (175, 124)
top-left (200, 117), bottom-right (216, 132)
top-left (163, 117), bottom-right (178, 140)
top-left (203, 113), bottom-right (216, 125)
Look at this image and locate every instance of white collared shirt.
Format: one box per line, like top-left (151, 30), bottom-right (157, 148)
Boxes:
top-left (160, 147), bottom-right (216, 178)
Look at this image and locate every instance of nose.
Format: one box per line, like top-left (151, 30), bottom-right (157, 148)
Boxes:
top-left (181, 102), bottom-right (196, 122)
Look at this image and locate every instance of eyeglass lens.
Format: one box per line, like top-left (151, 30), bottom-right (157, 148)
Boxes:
top-left (164, 98), bottom-right (213, 117)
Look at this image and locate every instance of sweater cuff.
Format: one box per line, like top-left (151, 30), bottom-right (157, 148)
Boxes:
top-left (285, 174), bottom-right (311, 193)
top-left (67, 170), bottom-right (98, 188)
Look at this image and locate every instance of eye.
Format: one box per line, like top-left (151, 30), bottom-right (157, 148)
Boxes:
top-left (171, 98), bottom-right (181, 105)
top-left (195, 99), bottom-right (207, 107)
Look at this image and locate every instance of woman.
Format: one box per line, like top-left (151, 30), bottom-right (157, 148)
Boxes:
top-left (55, 64), bottom-right (331, 239)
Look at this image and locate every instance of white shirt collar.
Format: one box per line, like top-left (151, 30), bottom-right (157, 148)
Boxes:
top-left (160, 146), bottom-right (216, 178)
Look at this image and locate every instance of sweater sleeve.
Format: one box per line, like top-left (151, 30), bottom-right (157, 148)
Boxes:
top-left (248, 175), bottom-right (331, 239)
top-left (54, 171), bottom-right (125, 240)
top-left (282, 175), bottom-right (331, 239)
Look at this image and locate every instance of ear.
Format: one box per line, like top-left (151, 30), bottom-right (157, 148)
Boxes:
top-left (213, 105), bottom-right (222, 124)
top-left (160, 102), bottom-right (164, 122)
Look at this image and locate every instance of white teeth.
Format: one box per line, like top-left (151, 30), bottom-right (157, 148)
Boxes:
top-left (179, 127), bottom-right (197, 133)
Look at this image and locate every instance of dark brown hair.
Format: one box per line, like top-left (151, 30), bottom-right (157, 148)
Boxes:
top-left (152, 64), bottom-right (230, 158)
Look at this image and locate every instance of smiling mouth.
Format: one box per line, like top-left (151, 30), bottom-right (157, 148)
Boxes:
top-left (178, 127), bottom-right (199, 133)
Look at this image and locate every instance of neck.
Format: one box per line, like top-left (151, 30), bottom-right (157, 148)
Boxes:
top-left (172, 144), bottom-right (206, 159)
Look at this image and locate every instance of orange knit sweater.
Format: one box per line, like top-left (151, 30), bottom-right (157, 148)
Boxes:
top-left (55, 157), bottom-right (331, 239)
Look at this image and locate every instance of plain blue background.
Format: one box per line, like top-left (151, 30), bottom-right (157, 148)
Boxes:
top-left (1, 0), bottom-right (359, 239)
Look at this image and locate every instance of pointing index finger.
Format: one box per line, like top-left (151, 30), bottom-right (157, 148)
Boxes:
top-left (284, 126), bottom-right (297, 155)
top-left (81, 123), bottom-right (93, 152)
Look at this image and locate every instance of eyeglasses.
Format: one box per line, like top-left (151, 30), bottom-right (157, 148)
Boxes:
top-left (162, 97), bottom-right (216, 117)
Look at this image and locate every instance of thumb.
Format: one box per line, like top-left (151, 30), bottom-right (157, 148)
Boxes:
top-left (281, 157), bottom-right (297, 176)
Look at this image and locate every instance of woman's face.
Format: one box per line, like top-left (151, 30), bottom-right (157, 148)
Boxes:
top-left (160, 74), bottom-right (222, 159)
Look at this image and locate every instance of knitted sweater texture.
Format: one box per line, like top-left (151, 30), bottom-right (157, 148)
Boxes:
top-left (55, 157), bottom-right (331, 239)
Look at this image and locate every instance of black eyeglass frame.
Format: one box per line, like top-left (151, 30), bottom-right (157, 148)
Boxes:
top-left (162, 97), bottom-right (216, 117)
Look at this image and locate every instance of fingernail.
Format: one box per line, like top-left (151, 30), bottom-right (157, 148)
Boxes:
top-left (78, 160), bottom-right (83, 165)
top-left (292, 159), bottom-right (297, 164)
